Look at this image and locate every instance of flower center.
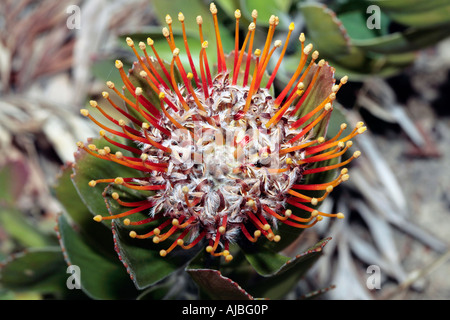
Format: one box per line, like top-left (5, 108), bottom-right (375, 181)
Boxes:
top-left (142, 72), bottom-right (304, 224)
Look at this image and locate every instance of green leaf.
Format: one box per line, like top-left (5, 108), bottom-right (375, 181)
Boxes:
top-left (150, 0), bottom-right (234, 54)
top-left (245, 237), bottom-right (331, 299)
top-left (0, 290), bottom-right (15, 300)
top-left (300, 3), bottom-right (352, 58)
top-left (112, 218), bottom-right (201, 290)
top-left (0, 247), bottom-right (67, 294)
top-left (239, 242), bottom-right (290, 276)
top-left (0, 158), bottom-right (29, 206)
top-left (240, 0), bottom-right (292, 26)
top-left (106, 185), bottom-right (201, 291)
top-left (91, 57), bottom-right (123, 85)
top-left (215, 0), bottom-right (240, 19)
top-left (371, 0), bottom-right (450, 27)
top-left (57, 213), bottom-right (137, 299)
top-left (136, 274), bottom-right (179, 300)
top-left (53, 163), bottom-right (116, 254)
top-left (187, 268), bottom-right (253, 300)
top-left (352, 24), bottom-right (450, 54)
top-left (338, 9), bottom-right (390, 40)
top-left (70, 136), bottom-right (145, 224)
top-left (0, 208), bottom-right (54, 248)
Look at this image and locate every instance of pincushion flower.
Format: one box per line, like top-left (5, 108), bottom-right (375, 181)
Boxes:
top-left (77, 3), bottom-right (366, 263)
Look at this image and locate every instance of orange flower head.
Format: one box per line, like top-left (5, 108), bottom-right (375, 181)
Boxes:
top-left (78, 3), bottom-right (366, 261)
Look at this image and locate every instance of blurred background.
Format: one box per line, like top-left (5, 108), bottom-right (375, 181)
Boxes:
top-left (0, 0), bottom-right (449, 300)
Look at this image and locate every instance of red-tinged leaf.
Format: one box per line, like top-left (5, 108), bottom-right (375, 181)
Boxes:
top-left (292, 61), bottom-right (335, 113)
top-left (187, 268), bottom-right (254, 300)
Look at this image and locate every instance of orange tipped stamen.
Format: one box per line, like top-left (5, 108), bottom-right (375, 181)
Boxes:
top-left (80, 110), bottom-right (135, 142)
top-left (147, 37), bottom-right (172, 86)
top-left (127, 38), bottom-right (166, 93)
top-left (132, 219), bottom-right (172, 239)
top-left (266, 87), bottom-right (303, 128)
top-left (210, 3), bottom-right (226, 73)
top-left (116, 61), bottom-right (161, 118)
top-left (290, 94), bottom-right (334, 130)
top-left (169, 50), bottom-right (190, 112)
top-left (208, 214), bottom-right (227, 254)
top-left (247, 210), bottom-right (271, 236)
top-left (286, 49), bottom-right (319, 101)
top-left (158, 218), bottom-right (185, 242)
top-left (176, 215), bottom-right (197, 229)
top-left (279, 137), bottom-right (324, 155)
top-left (180, 230), bottom-right (207, 250)
top-left (158, 95), bottom-right (194, 139)
top-left (233, 10), bottom-right (241, 72)
top-left (259, 15), bottom-right (276, 67)
top-left (242, 49), bottom-right (261, 114)
top-left (305, 124), bottom-right (366, 155)
top-left (263, 205), bottom-right (290, 221)
top-left (107, 82), bottom-right (138, 111)
top-left (199, 43), bottom-right (210, 99)
top-left (88, 101), bottom-right (141, 137)
top-left (292, 169), bottom-right (348, 191)
top-left (95, 202), bottom-right (154, 221)
top-left (102, 92), bottom-right (141, 126)
top-left (243, 11), bottom-right (258, 87)
top-left (281, 215), bottom-right (321, 229)
top-left (196, 17), bottom-right (212, 87)
top-left (273, 43), bottom-right (312, 108)
top-left (100, 135), bottom-right (142, 156)
top-left (299, 142), bottom-right (352, 165)
top-left (287, 189), bottom-right (314, 202)
top-left (112, 194), bottom-right (155, 209)
top-left (232, 23), bottom-right (255, 85)
top-left (179, 13), bottom-right (200, 88)
top-left (289, 60), bottom-right (324, 117)
top-left (254, 42), bottom-right (280, 90)
top-left (161, 228), bottom-right (191, 256)
top-left (121, 122), bottom-right (171, 153)
top-left (266, 22), bottom-right (295, 89)
top-left (240, 223), bottom-right (261, 243)
top-left (125, 213), bottom-right (162, 226)
top-left (302, 151), bottom-right (361, 175)
top-left (288, 106), bottom-right (332, 144)
top-left (327, 123), bottom-right (348, 144)
top-left (138, 42), bottom-right (170, 90)
top-left (165, 15), bottom-right (176, 47)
